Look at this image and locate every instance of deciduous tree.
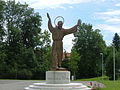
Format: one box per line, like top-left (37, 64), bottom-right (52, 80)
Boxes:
top-left (73, 23), bottom-right (106, 78)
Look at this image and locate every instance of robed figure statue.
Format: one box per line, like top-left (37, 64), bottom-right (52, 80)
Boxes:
top-left (47, 13), bottom-right (81, 70)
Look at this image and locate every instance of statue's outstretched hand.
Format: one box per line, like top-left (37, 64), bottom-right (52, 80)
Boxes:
top-left (77, 19), bottom-right (81, 26)
top-left (47, 13), bottom-right (50, 20)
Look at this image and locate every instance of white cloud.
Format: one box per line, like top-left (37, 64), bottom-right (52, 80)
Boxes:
top-left (14, 0), bottom-right (105, 9)
top-left (105, 40), bottom-right (112, 46)
top-left (96, 24), bottom-right (120, 33)
top-left (95, 10), bottom-right (120, 24)
top-left (63, 34), bottom-right (75, 53)
top-left (69, 6), bottom-right (73, 8)
top-left (94, 24), bottom-right (120, 45)
top-left (115, 3), bottom-right (120, 6)
top-left (106, 18), bottom-right (120, 23)
top-left (97, 10), bottom-right (120, 16)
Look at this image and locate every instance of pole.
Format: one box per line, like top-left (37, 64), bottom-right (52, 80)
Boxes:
top-left (100, 53), bottom-right (103, 80)
top-left (113, 46), bottom-right (116, 89)
top-left (102, 54), bottom-right (103, 80)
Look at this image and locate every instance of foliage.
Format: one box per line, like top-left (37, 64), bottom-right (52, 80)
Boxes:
top-left (17, 69), bottom-right (32, 79)
top-left (105, 33), bottom-right (120, 80)
top-left (105, 46), bottom-right (120, 80)
top-left (73, 23), bottom-right (106, 79)
top-left (61, 51), bottom-right (70, 70)
top-left (0, 0), bottom-right (5, 42)
top-left (0, 0), bottom-right (51, 79)
top-left (69, 49), bottom-right (80, 79)
top-left (112, 33), bottom-right (120, 51)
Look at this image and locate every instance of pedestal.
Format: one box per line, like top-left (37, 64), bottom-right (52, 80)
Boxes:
top-left (46, 71), bottom-right (70, 84)
top-left (25, 71), bottom-right (91, 90)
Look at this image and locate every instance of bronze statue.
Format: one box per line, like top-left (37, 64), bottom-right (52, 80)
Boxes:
top-left (47, 13), bottom-right (81, 70)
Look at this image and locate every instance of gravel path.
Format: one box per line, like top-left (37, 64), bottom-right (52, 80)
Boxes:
top-left (0, 80), bottom-right (105, 90)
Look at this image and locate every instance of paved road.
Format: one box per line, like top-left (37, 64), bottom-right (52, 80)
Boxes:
top-left (0, 80), bottom-right (105, 90)
top-left (0, 80), bottom-right (41, 90)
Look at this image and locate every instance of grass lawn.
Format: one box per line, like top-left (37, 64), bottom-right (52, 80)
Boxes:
top-left (100, 80), bottom-right (120, 90)
top-left (76, 76), bottom-right (120, 90)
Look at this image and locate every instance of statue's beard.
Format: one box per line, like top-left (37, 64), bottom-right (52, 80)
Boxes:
top-left (58, 26), bottom-right (62, 30)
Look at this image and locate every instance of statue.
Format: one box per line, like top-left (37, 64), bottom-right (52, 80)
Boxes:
top-left (47, 13), bottom-right (81, 70)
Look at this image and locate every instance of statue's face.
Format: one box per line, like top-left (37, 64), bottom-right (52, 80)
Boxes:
top-left (57, 21), bottom-right (63, 29)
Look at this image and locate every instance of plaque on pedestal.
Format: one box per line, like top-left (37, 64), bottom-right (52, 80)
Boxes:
top-left (46, 71), bottom-right (70, 84)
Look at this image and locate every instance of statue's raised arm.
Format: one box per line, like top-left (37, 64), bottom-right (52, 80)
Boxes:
top-left (47, 13), bottom-right (54, 33)
top-left (47, 13), bottom-right (81, 70)
top-left (63, 19), bottom-right (81, 35)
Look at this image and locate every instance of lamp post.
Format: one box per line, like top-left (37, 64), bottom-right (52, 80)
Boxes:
top-left (100, 53), bottom-right (103, 80)
top-left (113, 46), bottom-right (116, 88)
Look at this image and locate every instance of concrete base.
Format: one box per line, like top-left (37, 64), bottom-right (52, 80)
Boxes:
top-left (25, 83), bottom-right (91, 90)
top-left (25, 71), bottom-right (91, 90)
top-left (46, 71), bottom-right (70, 84)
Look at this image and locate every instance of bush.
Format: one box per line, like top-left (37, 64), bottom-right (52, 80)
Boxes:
top-left (31, 67), bottom-right (45, 80)
top-left (17, 69), bottom-right (32, 79)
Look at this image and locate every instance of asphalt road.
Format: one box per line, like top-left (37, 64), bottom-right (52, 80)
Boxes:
top-left (0, 80), bottom-right (105, 90)
top-left (0, 80), bottom-right (41, 90)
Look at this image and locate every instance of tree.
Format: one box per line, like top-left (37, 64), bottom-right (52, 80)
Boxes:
top-left (73, 23), bottom-right (106, 78)
top-left (112, 33), bottom-right (120, 51)
top-left (32, 30), bottom-right (51, 79)
top-left (61, 50), bottom-right (70, 70)
top-left (105, 34), bottom-right (120, 80)
top-left (105, 47), bottom-right (120, 80)
top-left (0, 0), bottom-right (5, 42)
top-left (3, 0), bottom-right (42, 77)
top-left (69, 49), bottom-right (80, 79)
top-left (0, 0), bottom-right (7, 78)
top-left (0, 0), bottom-right (51, 79)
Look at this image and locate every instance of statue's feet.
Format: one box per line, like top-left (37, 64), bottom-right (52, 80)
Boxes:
top-left (50, 67), bottom-right (67, 71)
top-left (56, 67), bottom-right (67, 71)
top-left (50, 66), bottom-right (58, 71)
top-left (58, 65), bottom-right (61, 68)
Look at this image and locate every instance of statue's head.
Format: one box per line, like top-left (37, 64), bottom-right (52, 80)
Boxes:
top-left (57, 21), bottom-right (63, 30)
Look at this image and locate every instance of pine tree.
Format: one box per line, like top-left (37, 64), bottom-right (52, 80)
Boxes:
top-left (112, 33), bottom-right (120, 51)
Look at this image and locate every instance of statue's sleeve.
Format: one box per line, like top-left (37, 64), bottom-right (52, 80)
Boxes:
top-left (63, 25), bottom-right (77, 35)
top-left (48, 19), bottom-right (54, 33)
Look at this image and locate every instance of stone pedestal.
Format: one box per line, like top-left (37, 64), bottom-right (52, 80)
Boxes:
top-left (46, 71), bottom-right (70, 84)
top-left (25, 71), bottom-right (91, 90)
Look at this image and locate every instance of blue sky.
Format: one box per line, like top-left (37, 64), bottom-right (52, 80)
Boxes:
top-left (16, 0), bottom-right (120, 52)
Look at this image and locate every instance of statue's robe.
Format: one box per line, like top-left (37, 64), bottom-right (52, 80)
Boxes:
top-left (48, 20), bottom-right (77, 69)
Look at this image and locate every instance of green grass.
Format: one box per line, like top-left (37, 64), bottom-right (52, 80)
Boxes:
top-left (75, 76), bottom-right (106, 81)
top-left (100, 80), bottom-right (120, 90)
top-left (75, 76), bottom-right (120, 90)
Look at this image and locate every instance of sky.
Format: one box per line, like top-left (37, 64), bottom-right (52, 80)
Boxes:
top-left (14, 0), bottom-right (120, 52)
